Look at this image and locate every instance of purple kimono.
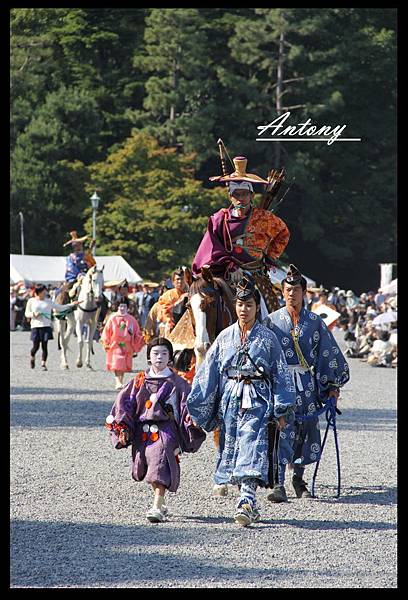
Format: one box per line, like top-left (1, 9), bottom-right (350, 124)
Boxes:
top-left (191, 208), bottom-right (251, 277)
top-left (107, 368), bottom-right (206, 492)
top-left (191, 207), bottom-right (290, 278)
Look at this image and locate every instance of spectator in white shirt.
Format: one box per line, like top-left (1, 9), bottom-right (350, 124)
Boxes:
top-left (25, 284), bottom-right (79, 371)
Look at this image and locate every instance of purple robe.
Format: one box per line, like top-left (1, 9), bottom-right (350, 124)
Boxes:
top-left (107, 370), bottom-right (206, 492)
top-left (192, 208), bottom-right (253, 277)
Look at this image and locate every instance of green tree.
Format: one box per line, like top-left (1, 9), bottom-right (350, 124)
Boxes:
top-left (129, 8), bottom-right (220, 162)
top-left (225, 8), bottom-right (396, 290)
top-left (10, 86), bottom-right (103, 254)
top-left (11, 8), bottom-right (147, 150)
top-left (10, 8), bottom-right (148, 254)
top-left (86, 132), bottom-right (227, 279)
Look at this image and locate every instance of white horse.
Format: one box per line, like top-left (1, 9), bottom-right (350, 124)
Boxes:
top-left (55, 266), bottom-right (104, 370)
top-left (55, 283), bottom-right (77, 370)
top-left (56, 312), bottom-right (77, 370)
top-left (74, 265), bottom-right (104, 370)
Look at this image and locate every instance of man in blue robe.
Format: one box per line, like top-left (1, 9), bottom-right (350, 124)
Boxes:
top-left (187, 277), bottom-right (296, 526)
top-left (263, 264), bottom-right (350, 502)
top-left (63, 231), bottom-right (95, 283)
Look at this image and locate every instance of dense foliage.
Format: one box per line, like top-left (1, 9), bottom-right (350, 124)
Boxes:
top-left (10, 8), bottom-right (396, 290)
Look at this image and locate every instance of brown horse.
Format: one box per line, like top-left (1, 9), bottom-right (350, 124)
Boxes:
top-left (185, 266), bottom-right (236, 367)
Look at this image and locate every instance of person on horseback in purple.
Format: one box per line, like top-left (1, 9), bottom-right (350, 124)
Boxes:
top-left (263, 264), bottom-right (350, 502)
top-left (63, 230), bottom-right (96, 284)
top-left (186, 277), bottom-right (296, 527)
top-left (191, 149), bottom-right (290, 318)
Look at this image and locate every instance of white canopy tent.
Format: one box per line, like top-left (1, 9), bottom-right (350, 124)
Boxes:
top-left (379, 278), bottom-right (397, 296)
top-left (10, 254), bottom-right (143, 285)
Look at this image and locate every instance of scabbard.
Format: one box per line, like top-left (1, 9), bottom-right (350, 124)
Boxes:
top-left (267, 419), bottom-right (279, 488)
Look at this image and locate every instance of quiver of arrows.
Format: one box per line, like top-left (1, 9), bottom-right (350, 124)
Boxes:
top-left (259, 167), bottom-right (286, 211)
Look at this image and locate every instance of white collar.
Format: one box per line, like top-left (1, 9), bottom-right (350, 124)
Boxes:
top-left (147, 366), bottom-right (173, 378)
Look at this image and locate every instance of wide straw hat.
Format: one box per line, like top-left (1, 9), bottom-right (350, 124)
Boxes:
top-left (209, 156), bottom-right (269, 185)
top-left (63, 230), bottom-right (89, 247)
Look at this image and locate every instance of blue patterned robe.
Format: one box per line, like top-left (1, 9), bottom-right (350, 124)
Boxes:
top-left (65, 252), bottom-right (89, 282)
top-left (263, 307), bottom-right (350, 466)
top-left (187, 321), bottom-right (296, 487)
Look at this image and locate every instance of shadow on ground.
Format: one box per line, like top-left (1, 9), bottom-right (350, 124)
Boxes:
top-left (309, 485), bottom-right (397, 506)
top-left (10, 517), bottom-right (393, 588)
top-left (10, 398), bottom-right (113, 428)
top-left (323, 407), bottom-right (396, 431)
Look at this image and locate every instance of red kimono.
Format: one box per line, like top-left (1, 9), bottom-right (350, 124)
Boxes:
top-left (101, 312), bottom-right (144, 372)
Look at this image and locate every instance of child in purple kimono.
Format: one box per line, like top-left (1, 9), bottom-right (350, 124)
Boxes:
top-left (105, 337), bottom-right (206, 523)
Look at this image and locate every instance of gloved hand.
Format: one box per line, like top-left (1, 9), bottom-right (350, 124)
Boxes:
top-left (229, 268), bottom-right (244, 284)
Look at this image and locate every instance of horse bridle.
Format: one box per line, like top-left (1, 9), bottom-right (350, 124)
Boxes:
top-left (78, 272), bottom-right (101, 313)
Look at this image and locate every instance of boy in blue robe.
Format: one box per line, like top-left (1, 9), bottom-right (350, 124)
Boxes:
top-left (187, 277), bottom-right (296, 526)
top-left (263, 265), bottom-right (350, 501)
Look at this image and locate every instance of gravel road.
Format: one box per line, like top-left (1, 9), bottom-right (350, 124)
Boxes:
top-left (10, 330), bottom-right (397, 588)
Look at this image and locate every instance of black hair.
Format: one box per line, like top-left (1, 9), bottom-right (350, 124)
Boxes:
top-left (34, 284), bottom-right (46, 295)
top-left (147, 337), bottom-right (174, 362)
top-left (112, 297), bottom-right (130, 312)
top-left (379, 330), bottom-right (390, 342)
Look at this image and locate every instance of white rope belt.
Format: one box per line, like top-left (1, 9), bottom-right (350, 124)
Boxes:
top-left (287, 364), bottom-right (310, 392)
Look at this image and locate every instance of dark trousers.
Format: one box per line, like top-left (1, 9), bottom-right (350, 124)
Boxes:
top-left (31, 340), bottom-right (48, 362)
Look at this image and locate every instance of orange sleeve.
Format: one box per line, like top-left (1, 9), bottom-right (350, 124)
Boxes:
top-left (156, 290), bottom-right (178, 325)
top-left (265, 214), bottom-right (290, 260)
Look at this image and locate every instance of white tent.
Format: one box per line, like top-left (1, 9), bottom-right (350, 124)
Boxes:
top-left (10, 254), bottom-right (143, 285)
top-left (379, 278), bottom-right (397, 296)
top-left (269, 264), bottom-right (316, 288)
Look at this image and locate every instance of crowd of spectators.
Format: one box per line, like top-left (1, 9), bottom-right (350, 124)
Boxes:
top-left (315, 286), bottom-right (398, 368)
top-left (10, 276), bottom-right (176, 334)
top-left (11, 276), bottom-right (398, 370)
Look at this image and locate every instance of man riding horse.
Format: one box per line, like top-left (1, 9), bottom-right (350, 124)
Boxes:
top-left (191, 155), bottom-right (290, 319)
top-left (63, 230), bottom-right (96, 298)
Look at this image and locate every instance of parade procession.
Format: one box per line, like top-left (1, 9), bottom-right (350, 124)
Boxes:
top-left (10, 8), bottom-right (396, 590)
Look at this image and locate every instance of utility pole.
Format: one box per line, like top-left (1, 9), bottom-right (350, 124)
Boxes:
top-left (275, 30), bottom-right (285, 169)
top-left (19, 212), bottom-right (24, 255)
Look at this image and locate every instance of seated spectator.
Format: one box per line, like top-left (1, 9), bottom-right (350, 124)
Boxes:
top-left (356, 323), bottom-right (377, 358)
top-left (305, 288), bottom-right (318, 311)
top-left (366, 330), bottom-right (393, 367)
top-left (374, 288), bottom-right (387, 310)
top-left (389, 331), bottom-right (398, 368)
top-left (365, 290), bottom-right (377, 310)
top-left (346, 290), bottom-right (358, 310)
top-left (328, 286), bottom-right (340, 307)
top-left (10, 285), bottom-right (17, 331)
top-left (336, 290), bottom-right (347, 311)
